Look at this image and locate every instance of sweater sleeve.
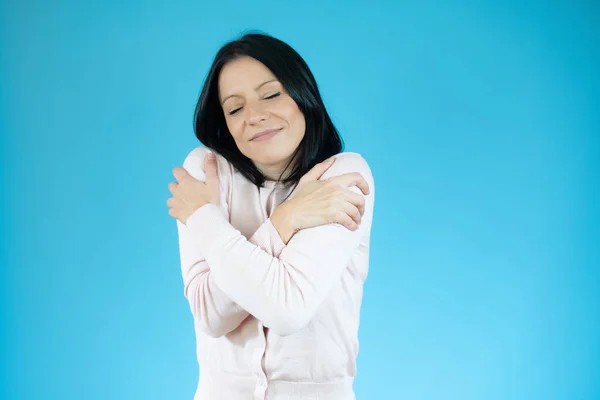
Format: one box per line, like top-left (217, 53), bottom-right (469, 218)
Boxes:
top-left (177, 147), bottom-right (287, 337)
top-left (177, 219), bottom-right (248, 337)
top-left (185, 152), bottom-right (375, 336)
top-left (177, 147), bottom-right (250, 337)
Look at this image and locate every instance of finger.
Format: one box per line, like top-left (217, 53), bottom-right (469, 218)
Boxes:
top-left (168, 182), bottom-right (178, 193)
top-left (336, 210), bottom-right (359, 231)
top-left (340, 202), bottom-right (362, 226)
top-left (172, 166), bottom-right (190, 182)
top-left (333, 172), bottom-right (370, 195)
top-left (301, 157), bottom-right (336, 183)
top-left (338, 190), bottom-right (366, 215)
top-left (204, 153), bottom-right (219, 186)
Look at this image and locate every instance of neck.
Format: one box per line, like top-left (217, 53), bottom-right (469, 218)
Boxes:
top-left (254, 152), bottom-right (300, 182)
top-left (255, 162), bottom-right (290, 181)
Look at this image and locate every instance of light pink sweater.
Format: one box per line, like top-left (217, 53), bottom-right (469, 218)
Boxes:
top-left (176, 146), bottom-right (375, 400)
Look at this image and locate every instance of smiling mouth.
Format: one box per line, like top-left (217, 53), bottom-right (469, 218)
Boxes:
top-left (251, 128), bottom-right (282, 141)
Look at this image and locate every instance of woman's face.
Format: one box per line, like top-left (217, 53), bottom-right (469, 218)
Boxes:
top-left (218, 56), bottom-right (306, 180)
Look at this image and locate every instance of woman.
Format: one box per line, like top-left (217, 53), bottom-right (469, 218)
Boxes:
top-left (167, 32), bottom-right (375, 400)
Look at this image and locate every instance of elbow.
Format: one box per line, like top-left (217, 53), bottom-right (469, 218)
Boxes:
top-left (187, 297), bottom-right (238, 338)
top-left (185, 285), bottom-right (234, 338)
top-left (195, 318), bottom-right (232, 338)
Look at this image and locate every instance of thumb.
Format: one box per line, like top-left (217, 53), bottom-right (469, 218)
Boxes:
top-left (204, 153), bottom-right (219, 185)
top-left (301, 157), bottom-right (336, 183)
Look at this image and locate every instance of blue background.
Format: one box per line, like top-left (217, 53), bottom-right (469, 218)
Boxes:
top-left (1, 0), bottom-right (598, 399)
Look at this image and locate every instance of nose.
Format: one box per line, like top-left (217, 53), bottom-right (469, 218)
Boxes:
top-left (245, 101), bottom-right (269, 124)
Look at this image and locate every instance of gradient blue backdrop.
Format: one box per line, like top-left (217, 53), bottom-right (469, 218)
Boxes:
top-left (1, 0), bottom-right (598, 399)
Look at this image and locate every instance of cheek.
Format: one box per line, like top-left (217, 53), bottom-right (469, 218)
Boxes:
top-left (225, 118), bottom-right (243, 140)
top-left (282, 102), bottom-right (305, 135)
top-left (288, 109), bottom-right (305, 138)
top-left (225, 118), bottom-right (255, 157)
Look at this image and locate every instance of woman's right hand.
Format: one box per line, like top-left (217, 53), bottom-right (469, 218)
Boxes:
top-left (270, 157), bottom-right (370, 244)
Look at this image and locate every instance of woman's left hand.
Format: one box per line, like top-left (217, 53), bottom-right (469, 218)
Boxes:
top-left (167, 153), bottom-right (220, 225)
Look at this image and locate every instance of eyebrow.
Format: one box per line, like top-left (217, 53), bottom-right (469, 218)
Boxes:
top-left (220, 78), bottom-right (279, 105)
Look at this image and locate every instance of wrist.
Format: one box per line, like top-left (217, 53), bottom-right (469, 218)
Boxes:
top-left (270, 204), bottom-right (296, 245)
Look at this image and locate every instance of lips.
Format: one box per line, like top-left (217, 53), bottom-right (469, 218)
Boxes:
top-left (251, 128), bottom-right (282, 141)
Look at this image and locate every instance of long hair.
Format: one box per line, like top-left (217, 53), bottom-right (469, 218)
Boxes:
top-left (193, 32), bottom-right (344, 188)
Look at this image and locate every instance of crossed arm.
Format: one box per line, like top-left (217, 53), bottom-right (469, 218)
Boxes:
top-left (177, 213), bottom-right (288, 337)
top-left (176, 148), bottom-right (375, 337)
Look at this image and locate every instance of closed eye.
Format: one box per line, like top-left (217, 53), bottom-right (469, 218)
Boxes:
top-left (265, 92), bottom-right (281, 99)
top-left (227, 92), bottom-right (281, 116)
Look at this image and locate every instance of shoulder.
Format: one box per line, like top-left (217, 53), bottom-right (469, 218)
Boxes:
top-left (322, 152), bottom-right (374, 184)
top-left (319, 152), bottom-right (375, 202)
top-left (330, 152), bottom-right (370, 168)
top-left (183, 145), bottom-right (224, 168)
top-left (181, 145), bottom-right (232, 183)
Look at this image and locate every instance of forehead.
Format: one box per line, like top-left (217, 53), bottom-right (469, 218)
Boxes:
top-left (218, 56), bottom-right (276, 92)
